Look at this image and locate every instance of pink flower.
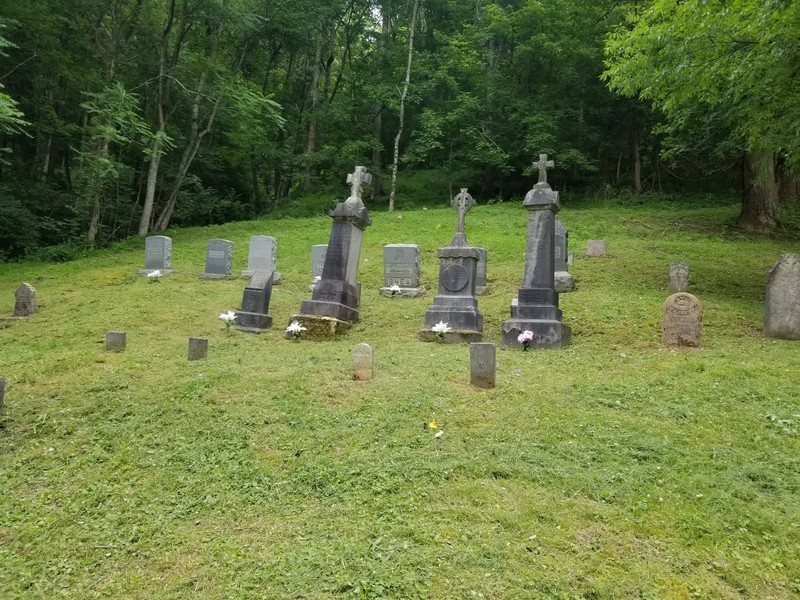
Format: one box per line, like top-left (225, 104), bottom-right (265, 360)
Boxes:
top-left (517, 330), bottom-right (534, 343)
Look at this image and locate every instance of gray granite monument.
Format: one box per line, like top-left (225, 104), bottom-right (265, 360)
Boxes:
top-left (242, 236), bottom-right (281, 283)
top-left (763, 253), bottom-right (800, 340)
top-left (139, 235), bottom-right (175, 276)
top-left (309, 244), bottom-right (328, 290)
top-left (234, 271), bottom-right (274, 333)
top-left (380, 244), bottom-right (424, 297)
top-left (419, 188), bottom-right (483, 343)
top-left (475, 248), bottom-right (488, 295)
top-left (13, 283), bottom-right (37, 317)
top-left (199, 239), bottom-right (234, 279)
top-left (554, 218), bottom-right (575, 293)
top-left (501, 154), bottom-right (571, 349)
top-left (289, 166), bottom-right (372, 336)
top-left (668, 262), bottom-right (689, 294)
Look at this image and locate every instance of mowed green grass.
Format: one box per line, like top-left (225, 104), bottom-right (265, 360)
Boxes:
top-left (0, 196), bottom-right (798, 599)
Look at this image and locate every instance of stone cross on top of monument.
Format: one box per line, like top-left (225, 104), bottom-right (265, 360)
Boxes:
top-left (534, 153), bottom-right (554, 187)
top-left (450, 188), bottom-right (475, 246)
top-left (345, 166), bottom-right (372, 206)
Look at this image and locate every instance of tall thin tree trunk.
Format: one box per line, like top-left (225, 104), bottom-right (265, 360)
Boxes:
top-left (739, 149), bottom-right (778, 229)
top-left (388, 0), bottom-right (420, 212)
top-left (304, 20), bottom-right (324, 191)
top-left (633, 129), bottom-right (642, 195)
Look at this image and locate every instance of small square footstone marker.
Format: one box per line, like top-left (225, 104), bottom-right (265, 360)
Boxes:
top-left (764, 253), bottom-right (800, 340)
top-left (669, 262), bottom-right (689, 294)
top-left (470, 343), bottom-right (496, 389)
top-left (188, 337), bottom-right (208, 361)
top-left (662, 292), bottom-right (702, 347)
top-left (353, 343), bottom-right (374, 381)
top-left (199, 239), bottom-right (234, 279)
top-left (14, 283), bottom-right (37, 317)
top-left (586, 239), bottom-right (606, 258)
top-left (105, 331), bottom-right (127, 352)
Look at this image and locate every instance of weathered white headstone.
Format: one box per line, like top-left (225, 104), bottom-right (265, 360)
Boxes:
top-left (669, 262), bottom-right (689, 294)
top-left (199, 239), bottom-right (234, 279)
top-left (380, 244), bottom-right (424, 297)
top-left (470, 343), bottom-right (496, 389)
top-left (586, 239), bottom-right (607, 258)
top-left (353, 343), bottom-right (374, 380)
top-left (662, 293), bottom-right (702, 347)
top-left (764, 253), bottom-right (800, 340)
top-left (13, 283), bottom-right (37, 317)
top-left (242, 236), bottom-right (281, 283)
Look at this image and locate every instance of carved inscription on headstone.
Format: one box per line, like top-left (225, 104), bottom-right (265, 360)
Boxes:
top-left (662, 293), bottom-right (702, 347)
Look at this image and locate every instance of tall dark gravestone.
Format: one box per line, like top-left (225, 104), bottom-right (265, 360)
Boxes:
top-left (289, 167), bottom-right (372, 336)
top-left (419, 189), bottom-right (483, 343)
top-left (234, 271), bottom-right (274, 333)
top-left (501, 154), bottom-right (571, 348)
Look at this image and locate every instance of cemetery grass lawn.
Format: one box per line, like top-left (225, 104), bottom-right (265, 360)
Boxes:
top-left (1, 196), bottom-right (799, 599)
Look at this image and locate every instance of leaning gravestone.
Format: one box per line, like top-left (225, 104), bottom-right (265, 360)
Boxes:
top-left (353, 343), bottom-right (374, 381)
top-left (139, 235), bottom-right (175, 276)
top-left (501, 154), bottom-right (570, 349)
top-left (662, 292), bottom-right (702, 347)
top-left (308, 244), bottom-right (328, 290)
top-left (763, 253), bottom-right (800, 340)
top-left (669, 262), bottom-right (689, 294)
top-left (380, 244), bottom-right (424, 297)
top-left (14, 283), bottom-right (37, 317)
top-left (586, 239), bottom-right (607, 258)
top-left (470, 342), bottom-right (496, 389)
top-left (554, 218), bottom-right (575, 293)
top-left (419, 188), bottom-right (483, 343)
top-left (475, 248), bottom-right (488, 295)
top-left (234, 271), bottom-right (274, 333)
top-left (199, 239), bottom-right (234, 279)
top-left (289, 166), bottom-right (372, 337)
top-left (241, 236), bottom-right (281, 283)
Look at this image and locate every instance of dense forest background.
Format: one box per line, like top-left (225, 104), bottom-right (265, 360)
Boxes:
top-left (0, 0), bottom-right (798, 261)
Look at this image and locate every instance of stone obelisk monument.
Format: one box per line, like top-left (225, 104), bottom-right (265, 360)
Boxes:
top-left (501, 154), bottom-right (571, 348)
top-left (419, 188), bottom-right (484, 343)
top-left (289, 166), bottom-right (372, 337)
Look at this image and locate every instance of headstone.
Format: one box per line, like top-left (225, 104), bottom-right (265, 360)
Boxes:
top-left (105, 331), bottom-right (126, 352)
top-left (380, 244), bottom-right (424, 297)
top-left (567, 252), bottom-right (574, 267)
top-left (662, 293), bottom-right (702, 347)
top-left (763, 253), bottom-right (800, 340)
top-left (242, 236), bottom-right (281, 283)
top-left (199, 239), bottom-right (234, 279)
top-left (13, 283), bottom-right (37, 317)
top-left (234, 270), bottom-right (274, 333)
top-left (188, 337), bottom-right (208, 360)
top-left (501, 154), bottom-right (571, 349)
top-left (475, 248), bottom-right (488, 295)
top-left (139, 235), bottom-right (175, 275)
top-left (419, 188), bottom-right (484, 343)
top-left (553, 218), bottom-right (575, 293)
top-left (290, 166), bottom-right (372, 336)
top-left (669, 262), bottom-right (689, 294)
top-left (586, 239), bottom-right (607, 258)
top-left (353, 343), bottom-right (374, 381)
top-left (470, 343), bottom-right (496, 389)
top-left (308, 244), bottom-right (328, 290)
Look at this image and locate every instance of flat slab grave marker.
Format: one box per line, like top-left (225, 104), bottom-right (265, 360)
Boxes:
top-left (105, 331), bottom-right (127, 352)
top-left (188, 337), bottom-right (209, 360)
top-left (669, 262), bottom-right (689, 294)
top-left (380, 244), bottom-right (424, 297)
top-left (199, 239), bottom-right (234, 279)
top-left (242, 236), bottom-right (281, 283)
top-left (662, 292), bottom-right (702, 347)
top-left (14, 283), bottom-right (37, 317)
top-left (586, 239), bottom-right (607, 258)
top-left (470, 342), bottom-right (496, 389)
top-left (764, 253), bottom-right (800, 340)
top-left (139, 236), bottom-right (175, 275)
top-left (353, 343), bottom-right (374, 380)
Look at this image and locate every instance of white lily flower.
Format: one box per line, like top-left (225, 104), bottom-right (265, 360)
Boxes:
top-left (219, 310), bottom-right (236, 323)
top-left (147, 269), bottom-right (162, 278)
top-left (431, 321), bottom-right (451, 335)
top-left (286, 320), bottom-right (308, 334)
top-left (389, 283), bottom-right (401, 294)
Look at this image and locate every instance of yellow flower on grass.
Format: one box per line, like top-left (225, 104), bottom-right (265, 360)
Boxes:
top-left (428, 419), bottom-right (439, 429)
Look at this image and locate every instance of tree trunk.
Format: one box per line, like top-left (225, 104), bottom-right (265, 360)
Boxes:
top-left (633, 129), bottom-right (642, 194)
top-left (739, 149), bottom-right (778, 229)
top-left (388, 0), bottom-right (420, 212)
top-left (304, 20), bottom-right (324, 191)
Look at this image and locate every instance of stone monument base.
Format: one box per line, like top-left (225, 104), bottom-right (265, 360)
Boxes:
top-left (501, 319), bottom-right (571, 349)
top-left (242, 271), bottom-right (281, 283)
top-left (286, 314), bottom-right (352, 340)
top-left (234, 311), bottom-right (273, 333)
top-left (554, 271), bottom-right (575, 293)
top-left (419, 328), bottom-right (483, 344)
top-left (138, 268), bottom-right (176, 276)
top-left (380, 285), bottom-right (425, 298)
top-left (199, 273), bottom-right (236, 280)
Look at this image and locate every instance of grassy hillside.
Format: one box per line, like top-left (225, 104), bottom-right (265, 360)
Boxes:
top-left (1, 196), bottom-right (798, 599)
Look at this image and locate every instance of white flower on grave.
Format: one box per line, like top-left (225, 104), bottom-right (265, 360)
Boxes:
top-left (147, 269), bottom-right (162, 278)
top-left (313, 276), bottom-right (321, 283)
top-left (286, 320), bottom-right (308, 339)
top-left (431, 321), bottom-right (451, 338)
top-left (219, 310), bottom-right (237, 330)
top-left (389, 283), bottom-right (401, 295)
